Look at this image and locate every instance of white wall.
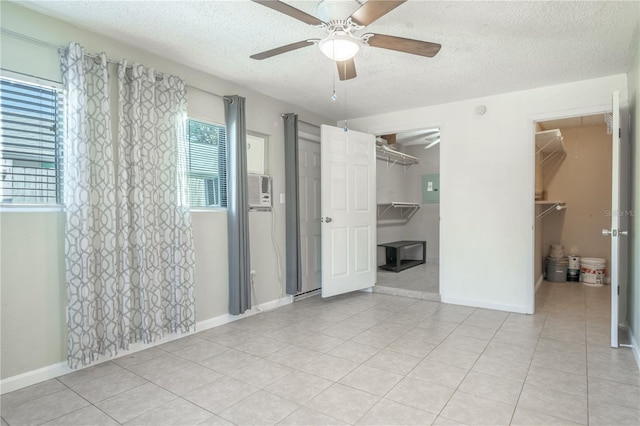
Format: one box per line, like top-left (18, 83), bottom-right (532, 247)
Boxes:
top-left (0, 2), bottom-right (331, 380)
top-left (346, 74), bottom-right (628, 313)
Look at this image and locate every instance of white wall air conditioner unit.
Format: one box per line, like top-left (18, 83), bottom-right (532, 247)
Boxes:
top-left (248, 173), bottom-right (271, 209)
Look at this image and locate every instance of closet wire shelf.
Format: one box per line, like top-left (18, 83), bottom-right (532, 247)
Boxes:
top-left (377, 202), bottom-right (421, 225)
top-left (535, 129), bottom-right (566, 166)
top-left (376, 145), bottom-right (419, 171)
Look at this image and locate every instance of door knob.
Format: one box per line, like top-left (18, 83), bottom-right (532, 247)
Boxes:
top-left (603, 229), bottom-right (625, 237)
top-left (323, 217), bottom-right (333, 223)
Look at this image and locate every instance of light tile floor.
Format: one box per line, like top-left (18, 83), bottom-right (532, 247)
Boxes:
top-left (376, 263), bottom-right (440, 301)
top-left (2, 281), bottom-right (639, 425)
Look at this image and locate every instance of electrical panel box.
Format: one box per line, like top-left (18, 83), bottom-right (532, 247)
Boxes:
top-left (422, 174), bottom-right (440, 204)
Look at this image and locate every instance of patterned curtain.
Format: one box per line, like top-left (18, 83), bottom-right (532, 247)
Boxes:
top-left (60, 43), bottom-right (119, 368)
top-left (117, 62), bottom-right (196, 343)
top-left (61, 43), bottom-right (196, 368)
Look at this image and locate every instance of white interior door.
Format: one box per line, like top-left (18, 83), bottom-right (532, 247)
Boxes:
top-left (605, 90), bottom-right (629, 348)
top-left (320, 124), bottom-right (376, 298)
top-left (298, 137), bottom-right (322, 293)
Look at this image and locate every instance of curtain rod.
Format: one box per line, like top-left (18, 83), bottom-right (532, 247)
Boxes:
top-left (281, 113), bottom-right (319, 129)
top-left (1, 28), bottom-right (226, 100)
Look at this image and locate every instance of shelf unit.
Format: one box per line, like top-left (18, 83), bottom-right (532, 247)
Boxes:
top-left (378, 240), bottom-right (426, 272)
top-left (376, 145), bottom-right (419, 171)
top-left (377, 202), bottom-right (420, 225)
top-left (535, 129), bottom-right (566, 166)
top-left (535, 201), bottom-right (566, 220)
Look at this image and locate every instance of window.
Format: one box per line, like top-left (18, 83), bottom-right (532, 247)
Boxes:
top-left (186, 119), bottom-right (227, 208)
top-left (1, 77), bottom-right (63, 205)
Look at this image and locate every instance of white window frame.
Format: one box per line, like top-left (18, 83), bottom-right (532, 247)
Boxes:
top-left (0, 72), bottom-right (65, 212)
top-left (186, 117), bottom-right (228, 212)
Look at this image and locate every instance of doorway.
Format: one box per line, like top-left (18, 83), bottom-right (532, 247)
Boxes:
top-left (534, 114), bottom-right (612, 286)
top-left (296, 125), bottom-right (322, 296)
top-left (533, 110), bottom-right (630, 346)
top-left (374, 128), bottom-right (441, 300)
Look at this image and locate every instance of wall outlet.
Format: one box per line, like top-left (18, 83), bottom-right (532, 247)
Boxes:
top-left (250, 270), bottom-right (256, 282)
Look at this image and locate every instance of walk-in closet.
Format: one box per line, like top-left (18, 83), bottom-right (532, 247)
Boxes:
top-left (534, 114), bottom-right (612, 289)
top-left (375, 129), bottom-right (440, 299)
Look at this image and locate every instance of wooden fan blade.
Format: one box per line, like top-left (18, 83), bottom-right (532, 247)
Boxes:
top-left (337, 59), bottom-right (357, 81)
top-left (367, 33), bottom-right (441, 57)
top-left (252, 0), bottom-right (324, 26)
top-left (251, 40), bottom-right (316, 60)
top-left (350, 0), bottom-right (406, 26)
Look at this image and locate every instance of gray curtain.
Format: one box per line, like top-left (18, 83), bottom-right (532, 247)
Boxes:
top-left (225, 95), bottom-right (251, 315)
top-left (283, 113), bottom-right (302, 294)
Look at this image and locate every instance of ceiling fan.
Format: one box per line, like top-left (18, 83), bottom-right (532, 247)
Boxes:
top-left (250, 0), bottom-right (441, 81)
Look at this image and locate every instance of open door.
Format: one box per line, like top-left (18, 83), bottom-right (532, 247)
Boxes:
top-left (320, 124), bottom-right (376, 297)
top-left (604, 90), bottom-right (630, 348)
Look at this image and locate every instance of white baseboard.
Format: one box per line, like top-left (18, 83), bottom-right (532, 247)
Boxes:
top-left (441, 295), bottom-right (529, 314)
top-left (0, 295), bottom-right (293, 395)
top-left (626, 321), bottom-right (640, 370)
top-left (535, 275), bottom-right (544, 293)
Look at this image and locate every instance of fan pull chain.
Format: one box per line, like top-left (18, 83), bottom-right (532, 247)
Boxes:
top-left (343, 63), bottom-right (348, 132)
top-left (331, 67), bottom-right (337, 101)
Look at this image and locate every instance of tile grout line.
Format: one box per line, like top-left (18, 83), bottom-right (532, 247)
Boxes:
top-left (507, 308), bottom-right (549, 425)
top-left (342, 300), bottom-right (451, 425)
top-left (418, 306), bottom-right (489, 423)
top-left (49, 377), bottom-right (122, 426)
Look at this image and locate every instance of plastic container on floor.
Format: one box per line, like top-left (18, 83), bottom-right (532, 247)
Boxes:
top-left (545, 256), bottom-right (568, 282)
top-left (567, 256), bottom-right (580, 282)
top-left (580, 257), bottom-right (606, 286)
top-left (568, 256), bottom-right (580, 269)
top-left (567, 268), bottom-right (580, 282)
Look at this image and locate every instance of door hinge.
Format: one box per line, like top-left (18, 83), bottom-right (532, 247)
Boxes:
top-left (619, 128), bottom-right (621, 138)
top-left (617, 286), bottom-right (620, 295)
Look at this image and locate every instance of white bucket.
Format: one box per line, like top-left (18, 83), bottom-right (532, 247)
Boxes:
top-left (580, 257), bottom-right (606, 286)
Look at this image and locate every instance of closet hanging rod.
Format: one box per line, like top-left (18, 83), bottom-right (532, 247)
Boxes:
top-left (536, 202), bottom-right (566, 220)
top-left (1, 28), bottom-right (226, 100)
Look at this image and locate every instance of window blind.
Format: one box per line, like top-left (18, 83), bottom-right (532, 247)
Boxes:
top-left (186, 119), bottom-right (227, 208)
top-left (0, 78), bottom-right (63, 204)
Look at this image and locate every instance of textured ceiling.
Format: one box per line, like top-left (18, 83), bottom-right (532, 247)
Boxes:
top-left (19, 0), bottom-right (640, 121)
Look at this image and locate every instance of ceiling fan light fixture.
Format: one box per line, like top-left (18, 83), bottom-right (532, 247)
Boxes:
top-left (319, 33), bottom-right (360, 61)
